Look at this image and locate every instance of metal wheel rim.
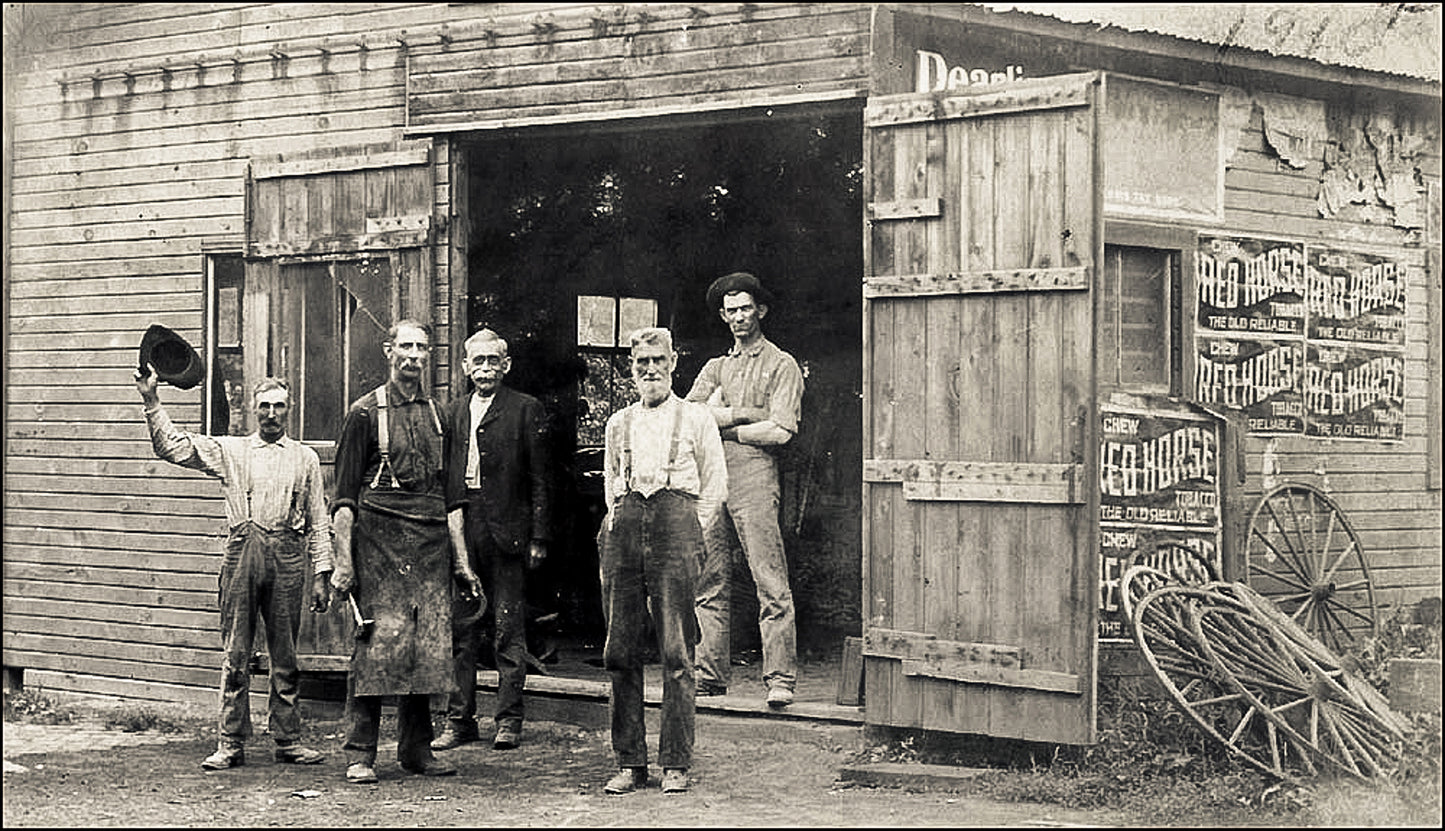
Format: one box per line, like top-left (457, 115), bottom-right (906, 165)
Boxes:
top-left (1245, 484), bottom-right (1378, 653)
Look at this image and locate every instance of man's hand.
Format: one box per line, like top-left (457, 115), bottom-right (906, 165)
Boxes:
top-left (134, 364), bottom-right (160, 405)
top-left (310, 571), bottom-right (332, 613)
top-left (455, 566), bottom-right (483, 605)
top-left (330, 564), bottom-right (355, 595)
top-left (527, 541), bottom-right (547, 570)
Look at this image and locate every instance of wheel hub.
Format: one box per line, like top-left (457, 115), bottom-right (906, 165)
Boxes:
top-left (1311, 582), bottom-right (1336, 602)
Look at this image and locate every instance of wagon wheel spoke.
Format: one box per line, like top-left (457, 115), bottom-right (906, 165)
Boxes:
top-left (1285, 491), bottom-right (1314, 571)
top-left (1290, 595), bottom-right (1315, 623)
top-left (1263, 499), bottom-right (1313, 581)
top-left (1320, 539), bottom-right (1359, 587)
top-left (1251, 557), bottom-right (1314, 594)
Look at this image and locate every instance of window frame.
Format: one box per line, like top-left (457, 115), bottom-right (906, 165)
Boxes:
top-left (1102, 220), bottom-right (1197, 398)
top-left (204, 250), bottom-right (246, 436)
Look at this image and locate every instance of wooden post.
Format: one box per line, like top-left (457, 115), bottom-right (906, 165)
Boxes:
top-left (837, 636), bottom-right (865, 706)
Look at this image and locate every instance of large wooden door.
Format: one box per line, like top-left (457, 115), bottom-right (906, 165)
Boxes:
top-left (862, 73), bottom-right (1102, 744)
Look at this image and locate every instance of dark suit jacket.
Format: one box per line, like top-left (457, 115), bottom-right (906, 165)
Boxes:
top-left (444, 385), bottom-right (551, 555)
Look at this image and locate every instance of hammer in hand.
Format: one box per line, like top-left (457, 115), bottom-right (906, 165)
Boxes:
top-left (348, 593), bottom-right (375, 642)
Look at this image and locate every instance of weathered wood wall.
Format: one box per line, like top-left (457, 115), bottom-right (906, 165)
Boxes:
top-left (405, 3), bottom-right (871, 131)
top-left (3, 2), bottom-right (459, 704)
top-left (1217, 101), bottom-right (1442, 612)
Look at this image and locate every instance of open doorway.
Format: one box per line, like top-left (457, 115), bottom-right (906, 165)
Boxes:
top-left (458, 104), bottom-right (865, 684)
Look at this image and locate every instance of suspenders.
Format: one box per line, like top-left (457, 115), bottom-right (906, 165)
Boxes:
top-left (369, 384), bottom-right (444, 490)
top-left (619, 400), bottom-right (685, 495)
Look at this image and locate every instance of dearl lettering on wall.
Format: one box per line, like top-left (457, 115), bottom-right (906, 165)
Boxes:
top-left (915, 50), bottom-right (1025, 92)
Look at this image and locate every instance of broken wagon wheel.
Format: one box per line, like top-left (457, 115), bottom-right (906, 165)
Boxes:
top-left (1245, 483), bottom-right (1377, 653)
top-left (1228, 582), bottom-right (1411, 738)
top-left (1129, 584), bottom-right (1316, 783)
top-left (1188, 599), bottom-right (1403, 781)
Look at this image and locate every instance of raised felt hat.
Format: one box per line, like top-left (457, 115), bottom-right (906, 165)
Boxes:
top-left (138, 323), bottom-right (205, 390)
top-left (706, 271), bottom-right (773, 311)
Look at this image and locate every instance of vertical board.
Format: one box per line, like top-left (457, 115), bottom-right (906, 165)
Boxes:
top-left (862, 72), bottom-right (1100, 744)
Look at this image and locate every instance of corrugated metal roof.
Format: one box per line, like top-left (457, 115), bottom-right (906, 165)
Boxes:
top-left (980, 3), bottom-right (1441, 83)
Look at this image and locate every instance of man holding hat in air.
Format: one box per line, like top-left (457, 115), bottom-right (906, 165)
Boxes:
top-left (136, 337), bottom-right (333, 771)
top-left (686, 271), bottom-right (804, 708)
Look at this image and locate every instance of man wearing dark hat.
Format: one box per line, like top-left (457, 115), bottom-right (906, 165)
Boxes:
top-left (136, 362), bottom-right (333, 771)
top-left (686, 271), bottom-right (804, 708)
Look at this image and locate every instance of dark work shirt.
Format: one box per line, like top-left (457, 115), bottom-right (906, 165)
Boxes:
top-left (333, 380), bottom-right (449, 522)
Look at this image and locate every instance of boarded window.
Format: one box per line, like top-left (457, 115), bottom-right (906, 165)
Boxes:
top-left (1100, 245), bottom-right (1178, 393)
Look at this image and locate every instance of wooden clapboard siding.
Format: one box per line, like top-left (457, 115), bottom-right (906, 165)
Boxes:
top-left (4, 3), bottom-right (454, 706)
top-left (1203, 102), bottom-right (1443, 616)
top-left (406, 3), bottom-right (870, 130)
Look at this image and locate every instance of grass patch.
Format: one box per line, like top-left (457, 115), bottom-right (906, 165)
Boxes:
top-left (102, 705), bottom-right (187, 734)
top-left (2, 689), bottom-right (79, 725)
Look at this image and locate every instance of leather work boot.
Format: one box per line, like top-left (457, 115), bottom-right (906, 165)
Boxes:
top-left (662, 768), bottom-right (691, 794)
top-left (492, 724), bottom-right (520, 750)
top-left (200, 744), bottom-right (245, 770)
top-left (345, 762), bottom-right (379, 784)
top-left (430, 722), bottom-right (480, 751)
top-left (603, 766), bottom-right (648, 794)
top-left (765, 686), bottom-right (794, 708)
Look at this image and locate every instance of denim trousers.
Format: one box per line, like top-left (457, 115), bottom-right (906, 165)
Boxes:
top-left (600, 489), bottom-right (700, 770)
top-left (218, 523), bottom-right (306, 747)
top-left (696, 443), bottom-right (797, 691)
top-left (445, 493), bottom-right (528, 732)
top-left (342, 670), bottom-right (436, 767)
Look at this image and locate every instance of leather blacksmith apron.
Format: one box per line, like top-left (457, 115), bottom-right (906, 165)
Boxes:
top-left (350, 385), bottom-right (453, 697)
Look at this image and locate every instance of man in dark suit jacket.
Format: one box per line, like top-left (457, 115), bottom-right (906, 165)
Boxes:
top-left (433, 328), bottom-right (551, 751)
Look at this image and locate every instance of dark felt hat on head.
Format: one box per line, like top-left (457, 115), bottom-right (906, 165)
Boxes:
top-left (139, 324), bottom-right (205, 390)
top-left (706, 271), bottom-right (773, 311)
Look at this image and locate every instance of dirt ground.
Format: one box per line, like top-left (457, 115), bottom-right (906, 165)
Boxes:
top-left (2, 700), bottom-right (1134, 828)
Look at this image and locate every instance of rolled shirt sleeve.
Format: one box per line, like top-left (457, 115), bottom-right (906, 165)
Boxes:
top-left (146, 404), bottom-right (228, 478)
top-left (766, 351), bottom-right (805, 437)
top-left (690, 403), bottom-right (727, 528)
top-left (301, 448), bottom-right (334, 574)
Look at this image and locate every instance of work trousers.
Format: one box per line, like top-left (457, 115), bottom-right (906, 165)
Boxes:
top-left (600, 490), bottom-right (701, 770)
top-left (342, 671), bottom-right (436, 768)
top-left (445, 491), bottom-right (528, 733)
top-left (696, 443), bottom-right (797, 691)
top-left (218, 523), bottom-right (306, 747)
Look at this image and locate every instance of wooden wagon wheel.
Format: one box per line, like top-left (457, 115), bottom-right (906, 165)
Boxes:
top-left (1245, 484), bottom-right (1378, 653)
top-left (1128, 583), bottom-right (1317, 783)
top-left (1188, 597), bottom-right (1404, 780)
